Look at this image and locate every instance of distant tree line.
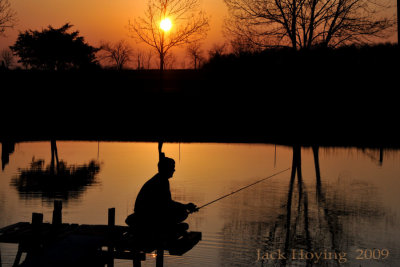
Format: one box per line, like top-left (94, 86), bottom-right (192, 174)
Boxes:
top-left (203, 42), bottom-right (399, 72)
top-left (0, 0), bottom-right (396, 71)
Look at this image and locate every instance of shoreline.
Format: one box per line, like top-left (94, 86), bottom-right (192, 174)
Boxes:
top-left (1, 68), bottom-right (398, 148)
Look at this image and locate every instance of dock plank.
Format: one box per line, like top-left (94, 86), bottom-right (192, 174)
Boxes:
top-left (20, 234), bottom-right (106, 267)
top-left (0, 222), bottom-right (30, 234)
top-left (1, 217), bottom-right (201, 266)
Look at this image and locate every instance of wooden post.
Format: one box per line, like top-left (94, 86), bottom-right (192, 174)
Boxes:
top-left (156, 248), bottom-right (164, 267)
top-left (12, 245), bottom-right (23, 267)
top-left (13, 213), bottom-right (43, 267)
top-left (32, 213), bottom-right (43, 230)
top-left (108, 208), bottom-right (115, 227)
top-left (133, 251), bottom-right (142, 267)
top-left (108, 208), bottom-right (115, 267)
top-left (52, 200), bottom-right (62, 226)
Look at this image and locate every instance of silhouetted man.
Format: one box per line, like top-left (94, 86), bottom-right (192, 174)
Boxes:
top-left (126, 154), bottom-right (197, 241)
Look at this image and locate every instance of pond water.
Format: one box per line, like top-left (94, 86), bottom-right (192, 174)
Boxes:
top-left (1, 141), bottom-right (400, 266)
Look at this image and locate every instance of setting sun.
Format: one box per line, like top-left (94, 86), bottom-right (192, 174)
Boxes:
top-left (160, 18), bottom-right (172, 32)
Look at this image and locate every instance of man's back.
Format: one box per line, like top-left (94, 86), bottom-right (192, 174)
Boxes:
top-left (134, 173), bottom-right (172, 221)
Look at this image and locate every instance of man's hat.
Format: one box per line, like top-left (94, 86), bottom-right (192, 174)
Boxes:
top-left (158, 152), bottom-right (175, 170)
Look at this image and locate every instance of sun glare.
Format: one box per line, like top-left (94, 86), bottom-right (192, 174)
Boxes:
top-left (160, 18), bottom-right (172, 32)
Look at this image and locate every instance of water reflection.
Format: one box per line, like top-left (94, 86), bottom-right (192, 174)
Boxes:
top-left (220, 145), bottom-right (389, 266)
top-left (10, 140), bottom-right (100, 201)
top-left (362, 147), bottom-right (384, 166)
top-left (0, 142), bottom-right (399, 267)
top-left (1, 140), bottom-right (15, 171)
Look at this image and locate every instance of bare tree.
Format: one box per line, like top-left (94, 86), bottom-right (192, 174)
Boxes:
top-left (135, 49), bottom-right (154, 69)
top-left (0, 0), bottom-right (16, 36)
top-left (143, 49), bottom-right (154, 69)
top-left (164, 52), bottom-right (177, 69)
top-left (136, 49), bottom-right (145, 70)
top-left (1, 48), bottom-right (13, 68)
top-left (186, 41), bottom-right (204, 69)
top-left (129, 0), bottom-right (210, 71)
top-left (99, 40), bottom-right (133, 70)
top-left (229, 36), bottom-right (259, 55)
top-left (208, 42), bottom-right (227, 58)
top-left (224, 0), bottom-right (395, 49)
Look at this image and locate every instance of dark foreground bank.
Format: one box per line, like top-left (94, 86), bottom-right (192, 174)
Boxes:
top-left (1, 51), bottom-right (399, 147)
top-left (1, 84), bottom-right (398, 148)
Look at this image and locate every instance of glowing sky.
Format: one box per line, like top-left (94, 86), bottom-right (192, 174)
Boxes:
top-left (0, 0), bottom-right (397, 68)
top-left (1, 0), bottom-right (228, 66)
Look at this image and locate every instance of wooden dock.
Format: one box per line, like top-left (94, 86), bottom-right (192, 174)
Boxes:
top-left (0, 201), bottom-right (201, 267)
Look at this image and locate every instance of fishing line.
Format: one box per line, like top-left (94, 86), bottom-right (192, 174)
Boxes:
top-left (196, 167), bottom-right (291, 210)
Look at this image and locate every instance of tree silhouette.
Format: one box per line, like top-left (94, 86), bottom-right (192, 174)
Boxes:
top-left (10, 23), bottom-right (99, 70)
top-left (207, 42), bottom-right (227, 58)
top-left (186, 41), bottom-right (204, 69)
top-left (0, 0), bottom-right (16, 36)
top-left (163, 51), bottom-right (177, 69)
top-left (135, 49), bottom-right (154, 69)
top-left (99, 40), bottom-right (133, 70)
top-left (224, 0), bottom-right (394, 49)
top-left (129, 0), bottom-right (209, 71)
top-left (1, 48), bottom-right (13, 69)
top-left (229, 36), bottom-right (259, 56)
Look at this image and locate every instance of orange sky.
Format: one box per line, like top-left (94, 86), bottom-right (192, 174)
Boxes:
top-left (1, 0), bottom-right (228, 67)
top-left (1, 0), bottom-right (397, 68)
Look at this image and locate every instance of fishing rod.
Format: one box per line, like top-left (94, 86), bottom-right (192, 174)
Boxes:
top-left (195, 167), bottom-right (291, 211)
